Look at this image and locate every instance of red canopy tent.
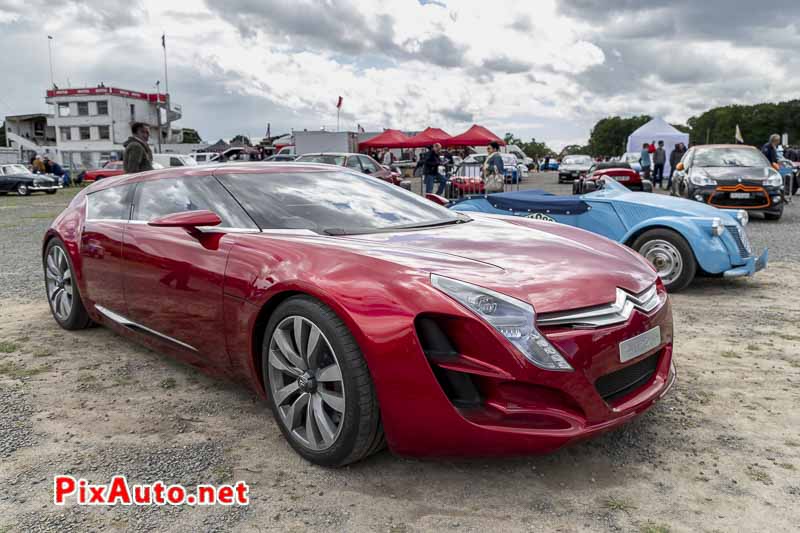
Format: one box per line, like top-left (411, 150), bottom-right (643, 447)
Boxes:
top-left (358, 129), bottom-right (411, 149)
top-left (401, 127), bottom-right (451, 148)
top-left (440, 124), bottom-right (505, 147)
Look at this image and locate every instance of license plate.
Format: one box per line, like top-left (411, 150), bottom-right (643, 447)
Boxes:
top-left (729, 192), bottom-right (751, 199)
top-left (619, 326), bottom-right (661, 363)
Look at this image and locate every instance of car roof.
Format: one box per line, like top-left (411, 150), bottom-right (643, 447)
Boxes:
top-left (296, 152), bottom-right (360, 157)
top-left (88, 162), bottom-right (346, 192)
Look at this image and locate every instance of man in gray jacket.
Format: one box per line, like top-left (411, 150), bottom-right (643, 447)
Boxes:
top-left (652, 140), bottom-right (666, 188)
top-left (123, 122), bottom-right (153, 174)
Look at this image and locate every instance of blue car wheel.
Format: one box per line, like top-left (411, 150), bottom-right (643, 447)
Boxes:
top-left (631, 228), bottom-right (697, 292)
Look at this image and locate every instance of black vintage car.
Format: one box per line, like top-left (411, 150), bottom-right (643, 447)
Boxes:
top-left (671, 145), bottom-right (786, 220)
top-left (0, 164), bottom-right (62, 196)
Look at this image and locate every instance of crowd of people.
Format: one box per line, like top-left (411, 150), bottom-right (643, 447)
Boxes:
top-left (638, 140), bottom-right (687, 190)
top-left (29, 154), bottom-right (73, 186)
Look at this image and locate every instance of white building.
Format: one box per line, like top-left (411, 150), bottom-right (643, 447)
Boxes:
top-left (5, 85), bottom-right (192, 169)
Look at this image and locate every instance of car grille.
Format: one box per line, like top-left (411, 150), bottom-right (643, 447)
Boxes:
top-left (595, 352), bottom-right (659, 403)
top-left (709, 186), bottom-right (769, 208)
top-left (725, 225), bottom-right (751, 258)
top-left (536, 284), bottom-right (661, 329)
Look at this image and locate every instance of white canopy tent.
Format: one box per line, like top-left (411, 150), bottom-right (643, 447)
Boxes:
top-left (626, 117), bottom-right (690, 175)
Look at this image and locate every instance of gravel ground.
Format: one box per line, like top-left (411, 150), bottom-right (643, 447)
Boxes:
top-left (0, 180), bottom-right (799, 532)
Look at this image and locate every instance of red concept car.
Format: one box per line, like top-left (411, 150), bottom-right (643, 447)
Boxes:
top-left (573, 162), bottom-right (653, 194)
top-left (44, 163), bottom-right (675, 466)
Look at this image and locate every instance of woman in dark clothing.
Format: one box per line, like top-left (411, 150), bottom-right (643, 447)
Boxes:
top-left (667, 143), bottom-right (686, 190)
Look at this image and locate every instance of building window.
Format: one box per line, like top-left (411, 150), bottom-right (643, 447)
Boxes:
top-left (96, 101), bottom-right (108, 115)
top-left (77, 102), bottom-right (89, 116)
top-left (79, 126), bottom-right (91, 140)
top-left (98, 125), bottom-right (110, 140)
top-left (58, 103), bottom-right (70, 117)
top-left (60, 127), bottom-right (72, 141)
top-left (130, 104), bottom-right (135, 121)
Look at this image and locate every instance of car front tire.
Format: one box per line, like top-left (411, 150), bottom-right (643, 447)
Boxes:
top-left (262, 296), bottom-right (384, 467)
top-left (44, 238), bottom-right (92, 330)
top-left (17, 183), bottom-right (31, 196)
top-left (632, 229), bottom-right (696, 292)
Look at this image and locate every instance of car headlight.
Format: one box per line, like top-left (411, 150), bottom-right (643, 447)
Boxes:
top-left (765, 171), bottom-right (783, 187)
top-left (430, 275), bottom-right (572, 371)
top-left (689, 173), bottom-right (716, 186)
top-left (736, 209), bottom-right (749, 226)
top-left (711, 217), bottom-right (725, 237)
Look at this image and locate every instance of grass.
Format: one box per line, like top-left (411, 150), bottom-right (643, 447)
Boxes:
top-left (0, 361), bottom-right (49, 378)
top-left (76, 373), bottom-right (97, 383)
top-left (160, 377), bottom-right (177, 389)
top-left (24, 212), bottom-right (61, 220)
top-left (641, 523), bottom-right (670, 533)
top-left (603, 496), bottom-right (636, 513)
top-left (720, 350), bottom-right (741, 359)
top-left (0, 341), bottom-right (19, 353)
top-left (745, 343), bottom-right (761, 352)
top-left (33, 349), bottom-right (53, 358)
top-left (779, 463), bottom-right (796, 470)
top-left (777, 333), bottom-right (800, 342)
top-left (785, 439), bottom-right (800, 447)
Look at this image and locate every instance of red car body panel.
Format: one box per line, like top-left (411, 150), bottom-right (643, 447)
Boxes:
top-left (45, 164), bottom-right (674, 458)
top-left (84, 161), bottom-right (125, 182)
top-left (588, 167), bottom-right (644, 190)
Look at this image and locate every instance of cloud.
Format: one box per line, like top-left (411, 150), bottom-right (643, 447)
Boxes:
top-left (482, 56), bottom-right (532, 74)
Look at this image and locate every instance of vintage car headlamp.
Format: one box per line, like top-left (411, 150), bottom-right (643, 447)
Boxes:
top-left (711, 217), bottom-right (725, 237)
top-left (736, 209), bottom-right (749, 226)
top-left (765, 171), bottom-right (783, 187)
top-left (431, 274), bottom-right (572, 371)
top-left (689, 172), bottom-right (716, 186)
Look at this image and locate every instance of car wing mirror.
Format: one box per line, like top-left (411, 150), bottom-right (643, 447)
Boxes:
top-left (147, 210), bottom-right (222, 228)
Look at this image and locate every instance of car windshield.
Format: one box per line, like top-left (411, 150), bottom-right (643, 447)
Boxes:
top-left (563, 156), bottom-right (592, 165)
top-left (295, 155), bottom-right (346, 166)
top-left (2, 164), bottom-right (31, 175)
top-left (218, 171), bottom-right (465, 235)
top-left (180, 156), bottom-right (198, 166)
top-left (693, 147), bottom-right (768, 168)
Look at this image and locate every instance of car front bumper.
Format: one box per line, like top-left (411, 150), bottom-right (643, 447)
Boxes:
top-left (692, 183), bottom-right (784, 213)
top-left (723, 248), bottom-right (769, 278)
top-left (30, 184), bottom-right (63, 191)
top-left (378, 296), bottom-right (675, 458)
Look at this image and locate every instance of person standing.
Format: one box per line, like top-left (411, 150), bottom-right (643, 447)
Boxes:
top-left (32, 155), bottom-right (46, 174)
top-left (382, 149), bottom-right (393, 166)
top-left (423, 143), bottom-right (445, 195)
top-left (543, 155), bottom-right (550, 171)
top-left (762, 134), bottom-right (780, 166)
top-left (640, 142), bottom-right (652, 181)
top-left (668, 142), bottom-right (685, 189)
top-left (483, 142), bottom-right (505, 193)
top-left (653, 140), bottom-right (666, 188)
top-left (44, 157), bottom-right (71, 187)
top-left (123, 122), bottom-right (154, 174)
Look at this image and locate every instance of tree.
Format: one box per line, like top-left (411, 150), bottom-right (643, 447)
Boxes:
top-left (230, 134), bottom-right (252, 146)
top-left (587, 115), bottom-right (651, 157)
top-left (560, 144), bottom-right (591, 157)
top-left (181, 128), bottom-right (202, 144)
top-left (687, 100), bottom-right (800, 146)
top-left (503, 133), bottom-right (555, 160)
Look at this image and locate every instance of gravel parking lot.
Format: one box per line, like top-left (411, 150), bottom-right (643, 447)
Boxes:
top-left (1, 176), bottom-right (798, 532)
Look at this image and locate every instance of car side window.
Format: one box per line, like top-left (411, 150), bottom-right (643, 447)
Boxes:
top-left (132, 176), bottom-right (257, 229)
top-left (87, 185), bottom-right (134, 220)
top-left (169, 157), bottom-right (183, 167)
top-left (345, 157), bottom-right (362, 171)
top-left (358, 156), bottom-right (380, 173)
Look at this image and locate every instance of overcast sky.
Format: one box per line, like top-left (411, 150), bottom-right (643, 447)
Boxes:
top-left (2, 0), bottom-right (799, 149)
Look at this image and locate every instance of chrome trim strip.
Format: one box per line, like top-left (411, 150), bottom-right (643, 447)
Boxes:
top-left (94, 305), bottom-right (198, 352)
top-left (537, 284), bottom-right (661, 328)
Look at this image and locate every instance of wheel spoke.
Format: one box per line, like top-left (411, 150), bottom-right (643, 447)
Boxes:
top-left (58, 248), bottom-right (68, 273)
top-left (274, 329), bottom-right (306, 370)
top-left (306, 326), bottom-right (322, 368)
top-left (59, 292), bottom-right (69, 317)
top-left (284, 392), bottom-right (309, 431)
top-left (316, 364), bottom-right (342, 383)
top-left (62, 268), bottom-right (71, 281)
top-left (47, 254), bottom-right (58, 277)
top-left (269, 349), bottom-right (301, 376)
top-left (273, 381), bottom-right (300, 406)
top-left (312, 395), bottom-right (336, 445)
top-left (305, 399), bottom-right (320, 449)
top-left (293, 317), bottom-right (306, 358)
top-left (318, 388), bottom-right (345, 413)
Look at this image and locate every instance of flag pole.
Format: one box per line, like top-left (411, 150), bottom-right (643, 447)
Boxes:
top-left (47, 36), bottom-right (55, 88)
top-left (161, 33), bottom-right (170, 145)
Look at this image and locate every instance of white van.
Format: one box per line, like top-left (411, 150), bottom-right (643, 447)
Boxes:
top-left (152, 154), bottom-right (199, 168)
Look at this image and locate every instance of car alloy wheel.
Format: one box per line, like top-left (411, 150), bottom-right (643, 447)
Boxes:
top-left (45, 244), bottom-right (74, 321)
top-left (267, 316), bottom-right (346, 451)
top-left (17, 183), bottom-right (30, 196)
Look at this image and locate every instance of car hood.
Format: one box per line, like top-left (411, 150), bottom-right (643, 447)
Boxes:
top-left (588, 188), bottom-right (737, 221)
top-left (560, 164), bottom-right (592, 171)
top-left (693, 166), bottom-right (770, 181)
top-left (330, 216), bottom-right (655, 314)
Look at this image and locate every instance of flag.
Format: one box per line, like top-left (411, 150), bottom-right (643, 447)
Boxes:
top-left (336, 96), bottom-right (343, 109)
top-left (266, 123), bottom-right (271, 138)
top-left (735, 124), bottom-right (744, 144)
top-left (161, 33), bottom-right (166, 49)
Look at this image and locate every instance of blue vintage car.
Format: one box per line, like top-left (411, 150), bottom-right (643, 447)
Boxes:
top-left (449, 177), bottom-right (768, 291)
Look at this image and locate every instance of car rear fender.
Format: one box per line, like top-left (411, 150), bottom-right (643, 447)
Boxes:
top-left (622, 217), bottom-right (731, 274)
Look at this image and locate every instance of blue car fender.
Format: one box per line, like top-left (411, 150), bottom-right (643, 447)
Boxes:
top-left (621, 216), bottom-right (732, 274)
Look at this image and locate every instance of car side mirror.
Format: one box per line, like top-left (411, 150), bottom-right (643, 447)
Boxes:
top-left (147, 210), bottom-right (222, 228)
top-left (583, 181), bottom-right (598, 192)
top-left (675, 162), bottom-right (684, 171)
